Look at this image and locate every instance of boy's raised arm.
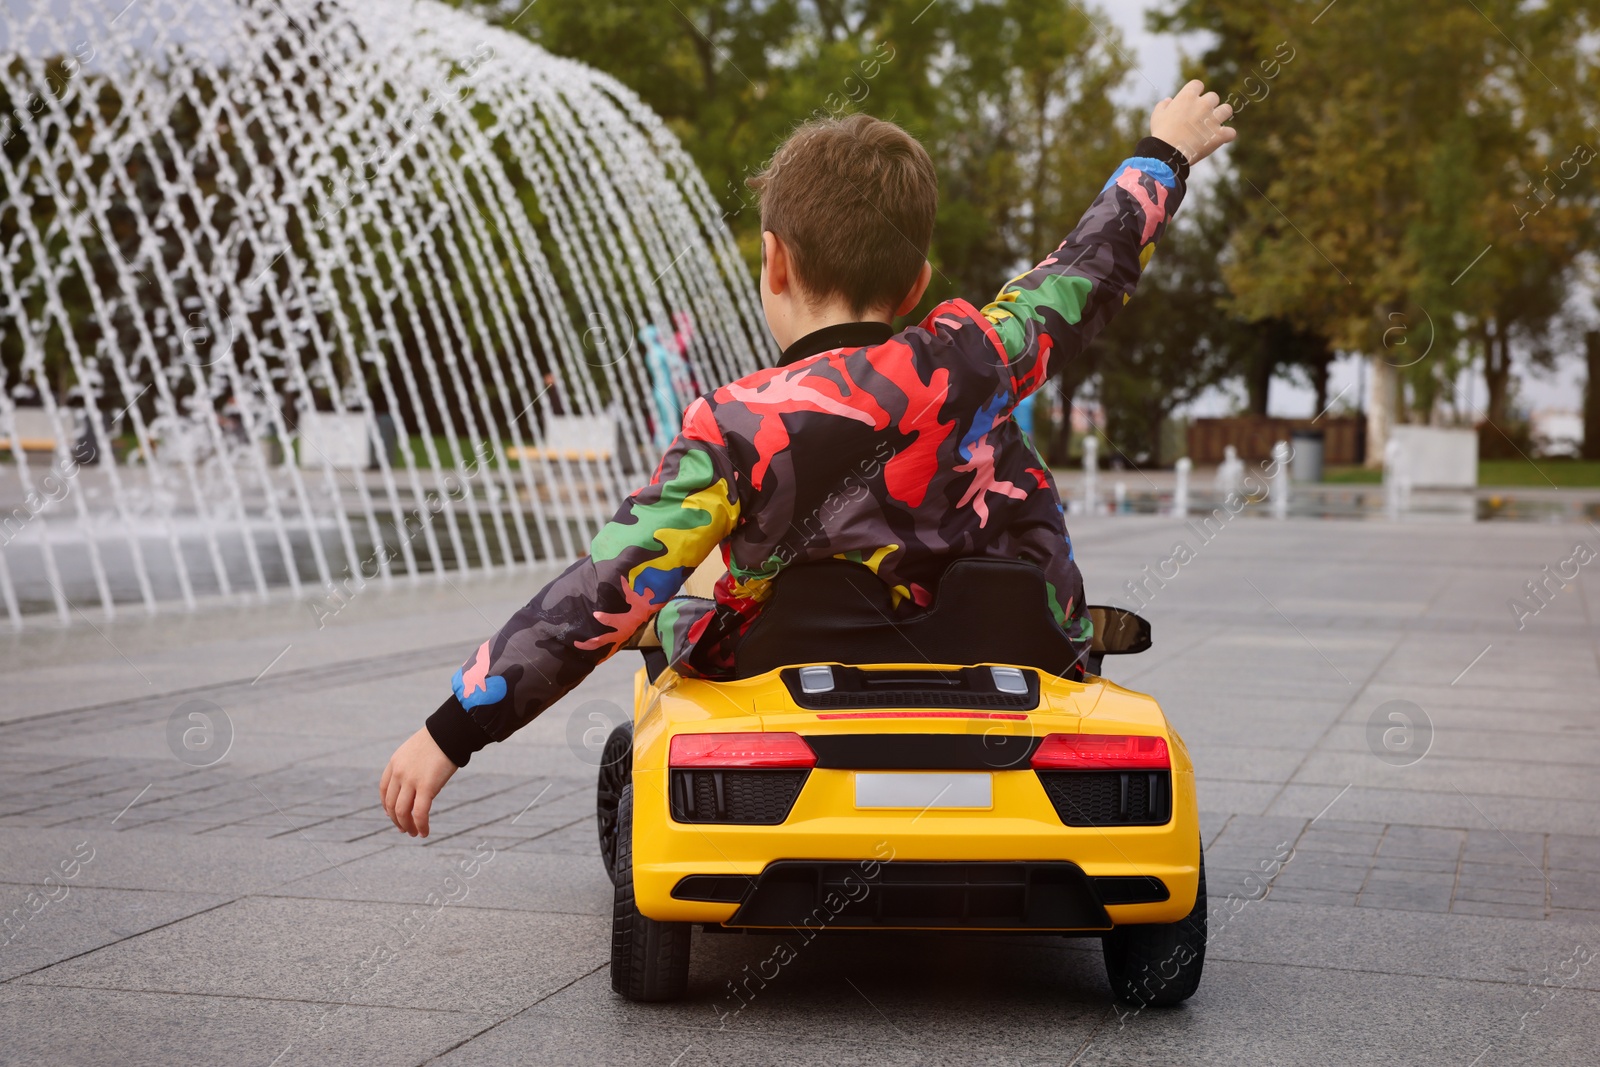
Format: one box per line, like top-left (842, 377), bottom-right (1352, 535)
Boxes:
top-left (380, 398), bottom-right (740, 836)
top-left (977, 80), bottom-right (1235, 399)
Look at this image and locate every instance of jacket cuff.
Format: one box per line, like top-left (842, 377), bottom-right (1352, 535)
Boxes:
top-left (1134, 136), bottom-right (1191, 183)
top-left (426, 695), bottom-right (493, 768)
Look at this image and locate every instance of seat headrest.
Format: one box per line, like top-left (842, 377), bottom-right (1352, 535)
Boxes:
top-left (730, 557), bottom-right (1084, 678)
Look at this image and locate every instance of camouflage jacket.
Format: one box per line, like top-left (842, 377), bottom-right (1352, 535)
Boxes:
top-left (426, 137), bottom-right (1188, 765)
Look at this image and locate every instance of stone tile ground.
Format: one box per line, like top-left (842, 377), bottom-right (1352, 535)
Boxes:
top-left (2, 516), bottom-right (1598, 1064)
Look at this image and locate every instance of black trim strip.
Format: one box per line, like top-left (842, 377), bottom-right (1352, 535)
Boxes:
top-left (804, 733), bottom-right (1042, 771)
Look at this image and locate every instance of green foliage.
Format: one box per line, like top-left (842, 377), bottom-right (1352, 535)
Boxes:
top-left (14, 0), bottom-right (1592, 468)
top-left (485, 0), bottom-right (1286, 466)
top-left (1090, 200), bottom-right (1247, 462)
top-left (475, 0), bottom-right (1145, 322)
top-left (1154, 0), bottom-right (1599, 428)
top-left (1478, 459), bottom-right (1600, 489)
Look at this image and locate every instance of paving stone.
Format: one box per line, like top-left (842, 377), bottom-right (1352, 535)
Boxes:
top-left (0, 827), bottom-right (385, 895)
top-left (1272, 861), bottom-right (1370, 892)
top-left (1368, 854), bottom-right (1459, 875)
top-left (1451, 900), bottom-right (1548, 921)
top-left (434, 1002), bottom-right (922, 1067)
top-left (1457, 864), bottom-right (1551, 891)
top-left (1548, 870), bottom-right (1600, 911)
top-left (1307, 819), bottom-right (1388, 835)
top-left (262, 844), bottom-right (613, 917)
top-left (27, 895), bottom-right (608, 1017)
top-left (1548, 835), bottom-right (1600, 872)
top-left (1266, 886), bottom-right (1358, 907)
top-left (1377, 825), bottom-right (1466, 860)
top-left (3, 519), bottom-right (1599, 1063)
top-left (502, 931), bottom-right (1108, 1064)
top-left (0, 886), bottom-right (230, 982)
top-left (0, 984), bottom-right (494, 1067)
top-left (1355, 877), bottom-right (1453, 913)
top-left (1456, 886), bottom-right (1548, 909)
top-left (1069, 961), bottom-right (1599, 1067)
top-left (1464, 828), bottom-right (1550, 865)
top-left (1548, 909), bottom-right (1600, 927)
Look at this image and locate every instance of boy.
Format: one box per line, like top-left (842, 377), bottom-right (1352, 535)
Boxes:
top-left (381, 80), bottom-right (1235, 836)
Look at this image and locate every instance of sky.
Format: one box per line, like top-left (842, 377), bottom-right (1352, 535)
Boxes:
top-left (1098, 0), bottom-right (1590, 422)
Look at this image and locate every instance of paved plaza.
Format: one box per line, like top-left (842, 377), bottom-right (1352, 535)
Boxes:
top-left (1, 515), bottom-right (1597, 1065)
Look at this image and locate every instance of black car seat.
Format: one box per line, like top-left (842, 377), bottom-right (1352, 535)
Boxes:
top-left (730, 557), bottom-right (1086, 678)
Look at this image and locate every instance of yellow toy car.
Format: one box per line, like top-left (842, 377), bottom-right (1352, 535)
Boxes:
top-left (595, 558), bottom-right (1204, 1007)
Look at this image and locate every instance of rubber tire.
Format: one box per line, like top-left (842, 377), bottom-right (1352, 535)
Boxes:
top-left (610, 783), bottom-right (692, 1002)
top-left (1100, 852), bottom-right (1206, 1007)
top-left (596, 722), bottom-right (633, 885)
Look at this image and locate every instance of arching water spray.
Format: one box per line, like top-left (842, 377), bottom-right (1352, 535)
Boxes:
top-left (0, 0), bottom-right (772, 627)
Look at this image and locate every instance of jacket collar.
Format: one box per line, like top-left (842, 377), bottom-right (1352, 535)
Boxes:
top-left (778, 320), bottom-right (895, 367)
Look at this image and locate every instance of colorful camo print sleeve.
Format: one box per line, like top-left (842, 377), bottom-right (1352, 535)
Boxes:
top-left (425, 137), bottom-right (1187, 765)
top-left (980, 149), bottom-right (1185, 396)
top-left (428, 419), bottom-right (741, 759)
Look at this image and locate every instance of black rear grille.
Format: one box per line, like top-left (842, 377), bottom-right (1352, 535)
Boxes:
top-left (1038, 771), bottom-right (1171, 826)
top-left (728, 860), bottom-right (1111, 930)
top-left (805, 733), bottom-right (1041, 771)
top-left (669, 769), bottom-right (808, 824)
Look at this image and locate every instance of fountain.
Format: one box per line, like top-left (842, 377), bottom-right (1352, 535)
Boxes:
top-left (0, 0), bottom-right (773, 627)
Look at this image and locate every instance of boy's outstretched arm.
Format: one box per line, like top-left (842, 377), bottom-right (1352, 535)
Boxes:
top-left (977, 79), bottom-right (1235, 398)
top-left (380, 400), bottom-right (740, 836)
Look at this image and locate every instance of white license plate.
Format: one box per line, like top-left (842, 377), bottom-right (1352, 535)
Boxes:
top-left (854, 772), bottom-right (992, 810)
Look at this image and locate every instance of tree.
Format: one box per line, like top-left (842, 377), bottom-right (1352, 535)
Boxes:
top-left (1090, 199), bottom-right (1250, 462)
top-left (1584, 331), bottom-right (1600, 461)
top-left (1154, 0), bottom-right (1597, 465)
top-left (486, 0), bottom-right (1145, 325)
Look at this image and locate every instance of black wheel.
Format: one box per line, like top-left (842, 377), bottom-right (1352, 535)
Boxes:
top-left (596, 722), bottom-right (633, 884)
top-left (611, 783), bottom-right (692, 1002)
top-left (1101, 851), bottom-right (1206, 1007)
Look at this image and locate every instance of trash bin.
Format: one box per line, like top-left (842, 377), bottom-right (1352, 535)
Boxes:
top-left (1290, 429), bottom-right (1324, 483)
top-left (373, 413), bottom-right (399, 469)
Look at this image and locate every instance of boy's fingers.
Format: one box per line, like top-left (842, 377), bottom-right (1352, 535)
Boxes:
top-left (1179, 78), bottom-right (1205, 100)
top-left (1198, 90), bottom-right (1220, 109)
top-left (379, 762), bottom-right (391, 803)
top-left (1214, 102), bottom-right (1234, 124)
top-left (382, 772), bottom-right (399, 824)
top-left (395, 784), bottom-right (417, 835)
top-left (412, 791), bottom-right (432, 838)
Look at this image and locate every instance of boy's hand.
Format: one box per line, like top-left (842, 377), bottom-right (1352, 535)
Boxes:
top-left (1150, 79), bottom-right (1236, 165)
top-left (380, 728), bottom-right (458, 837)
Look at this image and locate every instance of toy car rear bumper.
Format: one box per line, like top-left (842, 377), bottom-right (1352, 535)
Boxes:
top-left (630, 765), bottom-right (1201, 929)
top-left (696, 859), bottom-right (1121, 931)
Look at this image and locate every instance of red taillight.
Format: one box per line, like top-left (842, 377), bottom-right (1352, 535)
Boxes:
top-left (1031, 733), bottom-right (1170, 770)
top-left (669, 732), bottom-right (817, 769)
